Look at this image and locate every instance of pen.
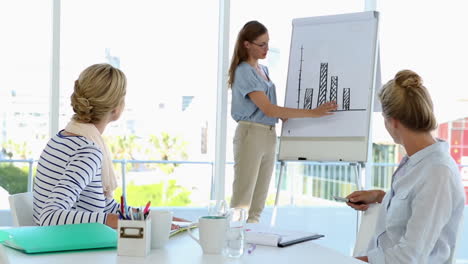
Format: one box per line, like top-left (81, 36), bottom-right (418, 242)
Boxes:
top-left (127, 211), bottom-right (132, 221)
top-left (117, 209), bottom-right (124, 220)
top-left (120, 196), bottom-right (125, 218)
top-left (247, 243), bottom-right (256, 254)
top-left (143, 201), bottom-right (151, 215)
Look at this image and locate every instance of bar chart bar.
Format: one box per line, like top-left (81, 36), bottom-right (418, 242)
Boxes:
top-left (343, 88), bottom-right (350, 110)
top-left (304, 88), bottom-right (314, 109)
top-left (317, 63), bottom-right (328, 106)
top-left (330, 76), bottom-right (338, 103)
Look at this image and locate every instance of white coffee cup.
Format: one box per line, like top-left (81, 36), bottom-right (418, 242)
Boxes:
top-left (188, 216), bottom-right (228, 254)
top-left (149, 210), bottom-right (173, 249)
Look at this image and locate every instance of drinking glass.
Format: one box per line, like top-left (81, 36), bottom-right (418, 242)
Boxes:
top-left (225, 208), bottom-right (246, 258)
top-left (207, 200), bottom-right (228, 217)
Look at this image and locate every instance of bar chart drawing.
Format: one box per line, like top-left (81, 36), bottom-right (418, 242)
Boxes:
top-left (281, 11), bottom-right (378, 140)
top-left (294, 47), bottom-right (366, 112)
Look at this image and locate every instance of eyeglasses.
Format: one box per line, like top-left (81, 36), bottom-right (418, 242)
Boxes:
top-left (250, 41), bottom-right (269, 49)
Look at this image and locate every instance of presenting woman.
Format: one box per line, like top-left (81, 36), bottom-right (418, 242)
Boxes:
top-left (228, 21), bottom-right (337, 223)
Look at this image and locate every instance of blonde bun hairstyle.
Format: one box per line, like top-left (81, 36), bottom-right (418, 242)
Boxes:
top-left (71, 63), bottom-right (127, 123)
top-left (379, 69), bottom-right (436, 132)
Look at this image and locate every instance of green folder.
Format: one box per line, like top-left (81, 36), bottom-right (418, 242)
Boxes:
top-left (0, 223), bottom-right (117, 253)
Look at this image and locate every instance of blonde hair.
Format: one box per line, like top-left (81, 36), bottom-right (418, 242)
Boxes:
top-left (379, 69), bottom-right (436, 132)
top-left (228, 21), bottom-right (267, 87)
top-left (71, 63), bottom-right (127, 123)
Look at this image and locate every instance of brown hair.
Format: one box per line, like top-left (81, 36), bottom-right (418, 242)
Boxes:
top-left (228, 21), bottom-right (268, 87)
top-left (379, 69), bottom-right (437, 132)
top-left (71, 63), bottom-right (127, 123)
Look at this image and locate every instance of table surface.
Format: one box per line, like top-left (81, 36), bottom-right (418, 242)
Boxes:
top-left (0, 229), bottom-right (365, 264)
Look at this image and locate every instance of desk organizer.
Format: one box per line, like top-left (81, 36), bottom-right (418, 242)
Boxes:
top-left (117, 219), bottom-right (151, 257)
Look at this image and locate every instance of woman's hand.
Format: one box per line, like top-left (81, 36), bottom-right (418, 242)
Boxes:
top-left (311, 101), bottom-right (338, 117)
top-left (105, 213), bottom-right (118, 229)
top-left (355, 256), bottom-right (369, 262)
top-left (345, 190), bottom-right (385, 211)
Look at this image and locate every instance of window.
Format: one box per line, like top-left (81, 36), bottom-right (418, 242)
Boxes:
top-left (60, 0), bottom-right (219, 207)
top-left (378, 0), bottom-right (468, 169)
top-left (0, 1), bottom-right (52, 202)
top-left (378, 0), bottom-right (468, 134)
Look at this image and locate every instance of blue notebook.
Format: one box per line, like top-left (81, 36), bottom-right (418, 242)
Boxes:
top-left (0, 223), bottom-right (117, 253)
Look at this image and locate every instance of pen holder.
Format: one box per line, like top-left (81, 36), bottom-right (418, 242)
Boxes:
top-left (117, 219), bottom-right (151, 257)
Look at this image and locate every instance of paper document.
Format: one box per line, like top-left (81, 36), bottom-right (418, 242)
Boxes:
top-left (170, 221), bottom-right (197, 237)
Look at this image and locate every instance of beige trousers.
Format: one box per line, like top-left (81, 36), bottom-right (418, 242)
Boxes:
top-left (230, 121), bottom-right (277, 223)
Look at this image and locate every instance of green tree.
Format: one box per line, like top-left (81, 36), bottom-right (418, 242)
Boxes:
top-left (1, 139), bottom-right (32, 160)
top-left (113, 180), bottom-right (191, 206)
top-left (147, 132), bottom-right (188, 174)
top-left (0, 165), bottom-right (28, 194)
top-left (105, 135), bottom-right (142, 171)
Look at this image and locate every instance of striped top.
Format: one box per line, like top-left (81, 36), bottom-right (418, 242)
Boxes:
top-left (33, 130), bottom-right (122, 226)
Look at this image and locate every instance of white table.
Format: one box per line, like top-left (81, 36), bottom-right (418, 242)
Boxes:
top-left (0, 231), bottom-right (364, 264)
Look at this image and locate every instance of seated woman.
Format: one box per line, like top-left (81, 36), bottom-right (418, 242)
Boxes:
top-left (33, 63), bottom-right (186, 229)
top-left (346, 70), bottom-right (465, 263)
top-left (33, 63), bottom-right (127, 228)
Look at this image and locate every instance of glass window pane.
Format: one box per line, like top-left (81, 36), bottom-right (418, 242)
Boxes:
top-left (0, 1), bottom-right (52, 203)
top-left (60, 0), bottom-right (219, 208)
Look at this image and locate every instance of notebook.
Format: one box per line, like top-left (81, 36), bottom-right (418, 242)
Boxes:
top-left (245, 224), bottom-right (324, 247)
top-left (0, 223), bottom-right (117, 253)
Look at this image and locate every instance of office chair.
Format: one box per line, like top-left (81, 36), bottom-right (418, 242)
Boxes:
top-left (8, 192), bottom-right (34, 226)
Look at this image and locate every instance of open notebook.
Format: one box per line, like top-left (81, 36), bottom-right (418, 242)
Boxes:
top-left (0, 223), bottom-right (117, 253)
top-left (170, 221), bottom-right (197, 237)
top-left (245, 224), bottom-right (324, 247)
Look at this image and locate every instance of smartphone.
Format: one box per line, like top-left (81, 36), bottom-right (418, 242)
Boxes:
top-left (332, 196), bottom-right (365, 205)
top-left (332, 196), bottom-right (349, 203)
